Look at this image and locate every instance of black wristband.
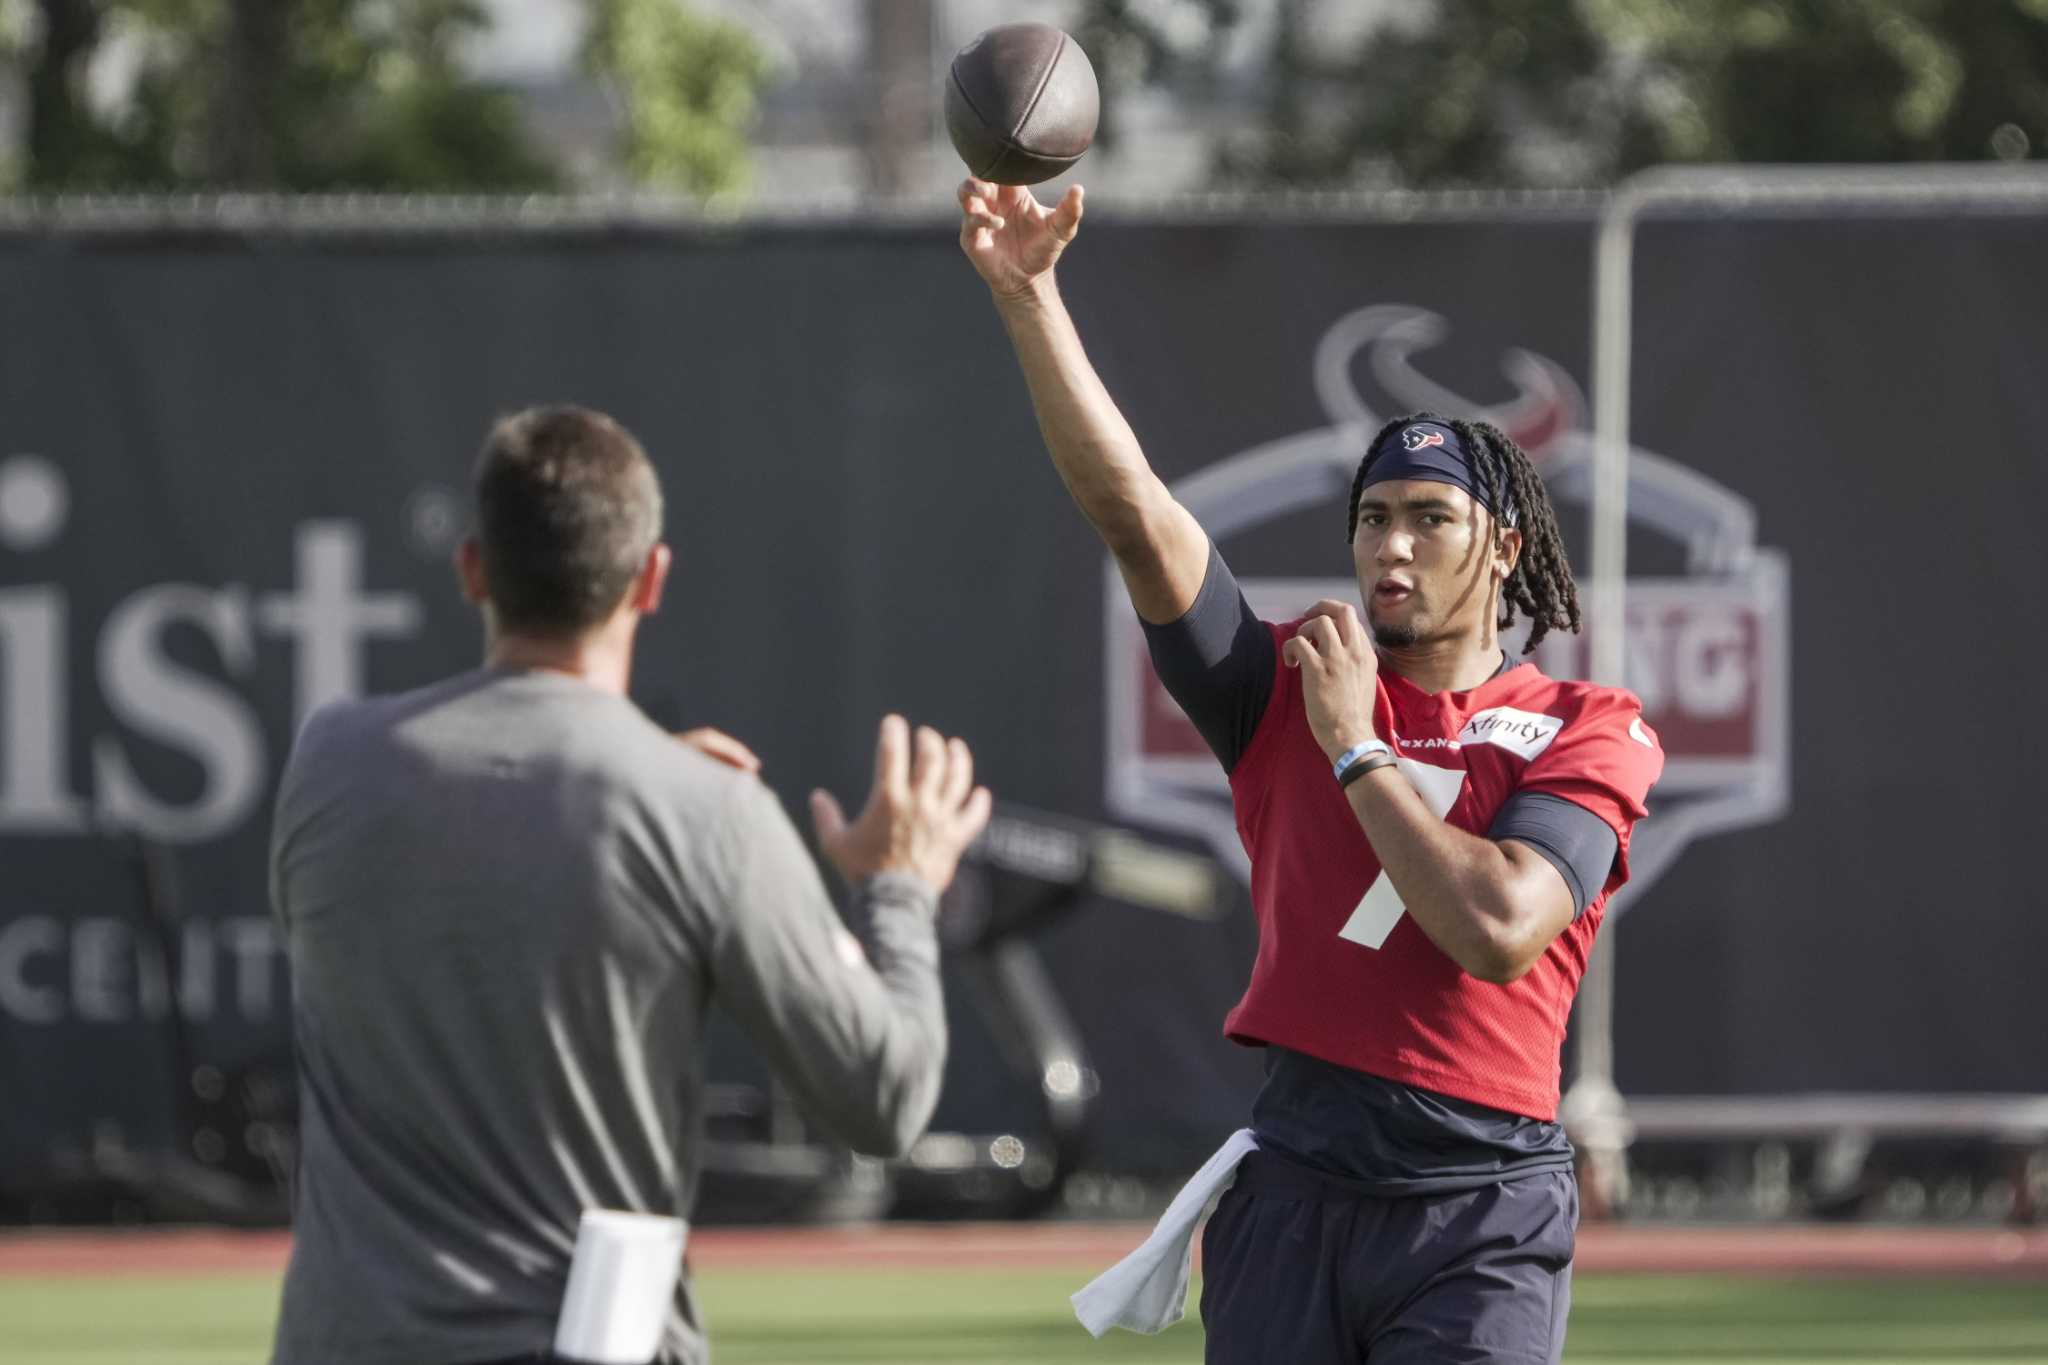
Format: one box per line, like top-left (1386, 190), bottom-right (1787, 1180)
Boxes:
top-left (1337, 753), bottom-right (1399, 789)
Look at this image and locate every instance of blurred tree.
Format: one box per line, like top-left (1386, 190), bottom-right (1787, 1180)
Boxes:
top-left (1218, 0), bottom-right (1641, 187)
top-left (10, 0), bottom-right (557, 190)
top-left (866, 0), bottom-right (932, 198)
top-left (13, 0), bottom-right (137, 187)
top-left (1068, 0), bottom-right (1243, 154)
top-left (583, 0), bottom-right (767, 196)
top-left (1590, 0), bottom-right (2048, 167)
top-left (1211, 0), bottom-right (2048, 188)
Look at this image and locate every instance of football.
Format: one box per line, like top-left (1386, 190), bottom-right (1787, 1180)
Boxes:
top-left (943, 23), bottom-right (1099, 186)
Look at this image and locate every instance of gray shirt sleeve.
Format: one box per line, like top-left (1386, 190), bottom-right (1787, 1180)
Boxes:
top-left (708, 778), bottom-right (946, 1158)
top-left (1487, 791), bottom-right (1619, 920)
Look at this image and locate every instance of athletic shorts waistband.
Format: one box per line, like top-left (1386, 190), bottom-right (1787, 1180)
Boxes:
top-left (1232, 1146), bottom-right (1576, 1202)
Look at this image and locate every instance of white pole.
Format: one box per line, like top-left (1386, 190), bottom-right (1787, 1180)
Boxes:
top-left (1560, 174), bottom-right (1649, 1213)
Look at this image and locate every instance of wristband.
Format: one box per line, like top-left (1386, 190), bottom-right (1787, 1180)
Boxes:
top-left (1330, 739), bottom-right (1391, 779)
top-left (1338, 753), bottom-right (1400, 789)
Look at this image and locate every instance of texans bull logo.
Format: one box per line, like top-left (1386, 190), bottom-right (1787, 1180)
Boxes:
top-left (1102, 305), bottom-right (1790, 915)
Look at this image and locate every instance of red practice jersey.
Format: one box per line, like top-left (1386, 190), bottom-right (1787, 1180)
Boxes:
top-left (1223, 619), bottom-right (1664, 1121)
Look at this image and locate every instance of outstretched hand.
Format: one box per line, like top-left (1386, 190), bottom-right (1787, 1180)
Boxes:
top-left (810, 714), bottom-right (993, 893)
top-left (1281, 600), bottom-right (1382, 763)
top-left (957, 179), bottom-right (1084, 300)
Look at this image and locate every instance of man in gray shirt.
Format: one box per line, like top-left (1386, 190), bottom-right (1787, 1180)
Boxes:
top-left (268, 406), bottom-right (991, 1365)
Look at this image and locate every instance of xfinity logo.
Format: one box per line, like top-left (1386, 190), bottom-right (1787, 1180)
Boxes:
top-left (1457, 707), bottom-right (1564, 761)
top-left (0, 455), bottom-right (424, 843)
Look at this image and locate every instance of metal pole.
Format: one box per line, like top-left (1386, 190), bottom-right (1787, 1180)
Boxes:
top-left (1560, 180), bottom-right (1645, 1214)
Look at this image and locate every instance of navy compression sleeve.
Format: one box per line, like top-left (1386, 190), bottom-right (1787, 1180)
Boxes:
top-left (1137, 543), bottom-right (1275, 773)
top-left (1488, 791), bottom-right (1619, 919)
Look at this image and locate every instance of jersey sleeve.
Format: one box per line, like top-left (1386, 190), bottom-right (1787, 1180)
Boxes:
top-left (1137, 542), bottom-right (1277, 773)
top-left (1513, 689), bottom-right (1664, 896)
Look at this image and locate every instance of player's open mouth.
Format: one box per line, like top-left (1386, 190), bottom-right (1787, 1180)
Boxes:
top-left (1373, 580), bottom-right (1413, 604)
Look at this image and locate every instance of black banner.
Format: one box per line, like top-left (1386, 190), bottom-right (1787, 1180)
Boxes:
top-left (0, 206), bottom-right (2040, 1202)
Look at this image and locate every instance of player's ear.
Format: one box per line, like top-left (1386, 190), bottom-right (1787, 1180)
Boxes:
top-left (632, 543), bottom-right (673, 615)
top-left (1494, 524), bottom-right (1522, 581)
top-left (454, 537), bottom-right (489, 605)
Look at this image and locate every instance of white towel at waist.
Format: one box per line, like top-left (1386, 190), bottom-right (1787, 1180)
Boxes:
top-left (1070, 1128), bottom-right (1260, 1338)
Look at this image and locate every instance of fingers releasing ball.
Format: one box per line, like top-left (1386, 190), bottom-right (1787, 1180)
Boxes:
top-left (944, 23), bottom-right (1098, 186)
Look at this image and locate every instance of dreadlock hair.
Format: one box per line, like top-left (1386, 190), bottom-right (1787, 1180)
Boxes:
top-left (1346, 411), bottom-right (1581, 653)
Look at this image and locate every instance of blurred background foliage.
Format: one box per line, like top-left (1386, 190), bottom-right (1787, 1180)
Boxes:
top-left (0, 0), bottom-right (2043, 195)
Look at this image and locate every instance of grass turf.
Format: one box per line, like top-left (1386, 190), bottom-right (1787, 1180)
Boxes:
top-left (1, 1270), bottom-right (2045, 1364)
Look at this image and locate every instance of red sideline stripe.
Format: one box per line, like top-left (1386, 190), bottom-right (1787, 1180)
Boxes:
top-left (1, 1223), bottom-right (2045, 1278)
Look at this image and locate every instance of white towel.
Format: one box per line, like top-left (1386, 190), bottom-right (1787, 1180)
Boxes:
top-left (1070, 1128), bottom-right (1260, 1337)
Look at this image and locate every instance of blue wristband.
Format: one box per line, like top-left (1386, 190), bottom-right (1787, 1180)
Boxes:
top-left (1330, 739), bottom-right (1391, 779)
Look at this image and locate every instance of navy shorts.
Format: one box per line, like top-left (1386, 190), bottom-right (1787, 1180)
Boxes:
top-left (1200, 1150), bottom-right (1577, 1365)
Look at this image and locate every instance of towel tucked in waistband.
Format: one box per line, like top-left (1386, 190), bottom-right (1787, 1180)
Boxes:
top-left (1069, 1129), bottom-right (1258, 1338)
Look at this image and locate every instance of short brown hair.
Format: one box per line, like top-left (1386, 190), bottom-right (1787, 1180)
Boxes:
top-left (473, 406), bottom-right (664, 636)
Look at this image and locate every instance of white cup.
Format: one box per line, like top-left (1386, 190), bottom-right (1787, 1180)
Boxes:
top-left (552, 1209), bottom-right (688, 1365)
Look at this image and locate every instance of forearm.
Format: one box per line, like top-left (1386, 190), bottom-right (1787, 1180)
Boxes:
top-left (1283, 604), bottom-right (1577, 980)
top-left (993, 273), bottom-right (1160, 534)
top-left (1343, 769), bottom-right (1550, 983)
top-left (992, 275), bottom-right (1205, 619)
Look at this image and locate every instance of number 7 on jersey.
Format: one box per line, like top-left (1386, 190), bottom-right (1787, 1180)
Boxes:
top-left (1337, 759), bottom-right (1468, 950)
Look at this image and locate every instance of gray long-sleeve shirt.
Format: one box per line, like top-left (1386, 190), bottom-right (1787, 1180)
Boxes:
top-left (267, 668), bottom-right (944, 1365)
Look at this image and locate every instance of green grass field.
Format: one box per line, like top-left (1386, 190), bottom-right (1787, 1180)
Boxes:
top-left (3, 1269), bottom-right (2045, 1364)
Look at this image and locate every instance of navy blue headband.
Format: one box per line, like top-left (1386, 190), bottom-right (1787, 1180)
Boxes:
top-left (1363, 421), bottom-right (1516, 526)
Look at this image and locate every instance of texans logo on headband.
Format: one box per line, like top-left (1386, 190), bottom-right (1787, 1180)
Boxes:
top-left (1402, 426), bottom-right (1446, 451)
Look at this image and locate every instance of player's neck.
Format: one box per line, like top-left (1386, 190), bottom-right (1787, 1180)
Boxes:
top-left (484, 621), bottom-right (637, 697)
top-left (1379, 626), bottom-right (1505, 695)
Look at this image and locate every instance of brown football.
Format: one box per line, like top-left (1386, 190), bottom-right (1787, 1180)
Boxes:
top-left (944, 23), bottom-right (1099, 186)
